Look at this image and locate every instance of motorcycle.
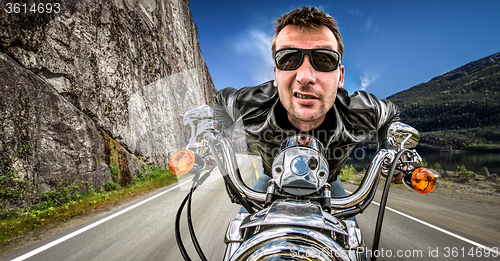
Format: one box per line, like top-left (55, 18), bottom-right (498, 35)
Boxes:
top-left (170, 105), bottom-right (436, 261)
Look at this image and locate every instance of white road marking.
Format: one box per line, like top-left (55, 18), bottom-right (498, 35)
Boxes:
top-left (346, 190), bottom-right (500, 255)
top-left (11, 179), bottom-right (192, 261)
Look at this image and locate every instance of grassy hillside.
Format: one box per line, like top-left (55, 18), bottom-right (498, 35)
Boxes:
top-left (387, 52), bottom-right (500, 150)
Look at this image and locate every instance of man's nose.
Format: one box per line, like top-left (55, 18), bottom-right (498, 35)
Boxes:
top-left (295, 55), bottom-right (316, 85)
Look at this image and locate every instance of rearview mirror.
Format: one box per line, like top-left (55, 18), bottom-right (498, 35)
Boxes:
top-left (387, 122), bottom-right (419, 150)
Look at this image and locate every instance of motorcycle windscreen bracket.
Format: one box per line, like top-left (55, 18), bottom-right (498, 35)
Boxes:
top-left (272, 135), bottom-right (329, 196)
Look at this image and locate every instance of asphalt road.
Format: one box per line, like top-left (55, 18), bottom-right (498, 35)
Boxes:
top-left (3, 154), bottom-right (499, 261)
top-left (347, 182), bottom-right (500, 260)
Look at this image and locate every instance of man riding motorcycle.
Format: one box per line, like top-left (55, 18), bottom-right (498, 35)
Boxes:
top-left (171, 6), bottom-right (437, 261)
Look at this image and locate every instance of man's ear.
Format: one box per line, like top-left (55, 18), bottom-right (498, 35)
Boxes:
top-left (338, 65), bottom-right (345, 89)
top-left (273, 66), bottom-right (278, 87)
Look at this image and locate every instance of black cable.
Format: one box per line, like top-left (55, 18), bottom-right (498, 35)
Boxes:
top-left (187, 170), bottom-right (213, 261)
top-left (370, 149), bottom-right (407, 261)
top-left (175, 192), bottom-right (192, 261)
top-left (187, 188), bottom-right (207, 261)
top-left (175, 168), bottom-right (213, 261)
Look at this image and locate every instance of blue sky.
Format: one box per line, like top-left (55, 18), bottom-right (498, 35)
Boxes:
top-left (189, 0), bottom-right (500, 99)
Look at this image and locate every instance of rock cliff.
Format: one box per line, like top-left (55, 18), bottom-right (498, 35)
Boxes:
top-left (0, 0), bottom-right (215, 193)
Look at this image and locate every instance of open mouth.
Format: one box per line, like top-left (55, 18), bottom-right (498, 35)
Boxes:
top-left (294, 93), bottom-right (317, 99)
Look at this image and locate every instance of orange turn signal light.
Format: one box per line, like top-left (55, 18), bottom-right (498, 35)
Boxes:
top-left (411, 168), bottom-right (436, 194)
top-left (169, 150), bottom-right (195, 175)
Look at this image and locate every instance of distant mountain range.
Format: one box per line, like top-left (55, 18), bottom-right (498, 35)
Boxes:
top-left (386, 52), bottom-right (500, 151)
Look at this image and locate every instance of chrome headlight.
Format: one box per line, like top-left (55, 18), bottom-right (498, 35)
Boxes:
top-left (272, 135), bottom-right (329, 195)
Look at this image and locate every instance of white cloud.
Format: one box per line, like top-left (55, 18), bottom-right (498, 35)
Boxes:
top-left (346, 8), bottom-right (362, 17)
top-left (365, 15), bottom-right (379, 33)
top-left (234, 29), bottom-right (274, 84)
top-left (359, 73), bottom-right (378, 91)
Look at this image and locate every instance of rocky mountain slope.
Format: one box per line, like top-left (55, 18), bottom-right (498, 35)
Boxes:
top-left (387, 52), bottom-right (500, 150)
top-left (0, 0), bottom-right (216, 196)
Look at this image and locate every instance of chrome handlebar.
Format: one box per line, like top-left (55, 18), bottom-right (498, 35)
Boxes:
top-left (214, 136), bottom-right (396, 210)
top-left (182, 105), bottom-right (421, 211)
top-left (218, 138), bottom-right (268, 204)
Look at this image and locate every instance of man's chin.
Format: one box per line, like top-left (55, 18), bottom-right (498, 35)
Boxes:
top-left (291, 111), bottom-right (323, 123)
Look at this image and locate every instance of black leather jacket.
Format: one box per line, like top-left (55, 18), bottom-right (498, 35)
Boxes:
top-left (213, 80), bottom-right (400, 182)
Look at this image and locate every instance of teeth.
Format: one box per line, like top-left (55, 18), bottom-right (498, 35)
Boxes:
top-left (296, 93), bottom-right (313, 99)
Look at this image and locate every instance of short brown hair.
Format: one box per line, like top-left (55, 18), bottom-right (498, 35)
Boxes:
top-left (272, 6), bottom-right (343, 60)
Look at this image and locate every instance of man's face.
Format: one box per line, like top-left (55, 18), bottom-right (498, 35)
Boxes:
top-left (274, 25), bottom-right (344, 131)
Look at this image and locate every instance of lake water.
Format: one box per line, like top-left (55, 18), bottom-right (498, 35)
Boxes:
top-left (345, 150), bottom-right (500, 175)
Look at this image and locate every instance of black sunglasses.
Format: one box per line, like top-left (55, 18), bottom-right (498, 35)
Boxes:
top-left (274, 48), bottom-right (341, 72)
